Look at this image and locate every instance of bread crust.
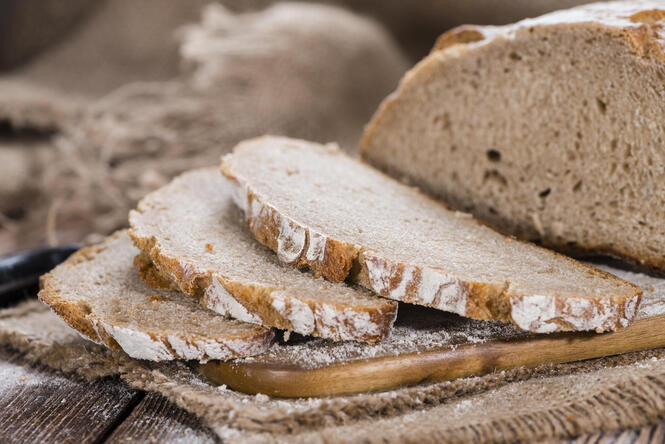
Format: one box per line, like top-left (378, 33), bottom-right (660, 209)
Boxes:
top-left (131, 230), bottom-right (397, 343)
top-left (128, 169), bottom-right (398, 343)
top-left (39, 231), bottom-right (274, 362)
top-left (361, 0), bottom-right (665, 275)
top-left (222, 138), bottom-right (642, 334)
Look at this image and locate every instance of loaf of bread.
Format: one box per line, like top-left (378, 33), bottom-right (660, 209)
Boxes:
top-left (129, 168), bottom-right (398, 343)
top-left (221, 136), bottom-right (641, 333)
top-left (38, 231), bottom-right (274, 362)
top-left (361, 1), bottom-right (665, 273)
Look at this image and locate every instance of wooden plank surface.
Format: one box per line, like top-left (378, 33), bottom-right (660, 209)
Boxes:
top-left (0, 347), bottom-right (140, 443)
top-left (0, 342), bottom-right (663, 443)
top-left (553, 421), bottom-right (665, 443)
top-left (202, 313), bottom-right (665, 398)
top-left (106, 392), bottom-right (217, 444)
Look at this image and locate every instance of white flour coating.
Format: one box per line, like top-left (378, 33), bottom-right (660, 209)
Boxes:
top-left (314, 303), bottom-right (383, 341)
top-left (166, 335), bottom-right (235, 363)
top-left (238, 304), bottom-right (519, 370)
top-left (94, 319), bottom-right (270, 363)
top-left (202, 277), bottom-right (261, 324)
top-left (621, 296), bottom-right (640, 327)
top-left (269, 292), bottom-right (384, 341)
top-left (246, 190), bottom-right (267, 234)
top-left (222, 171), bottom-right (249, 213)
top-left (241, 185), bottom-right (311, 265)
top-left (270, 292), bottom-right (316, 334)
top-left (508, 293), bottom-right (639, 333)
top-left (93, 319), bottom-right (174, 361)
top-left (236, 181), bottom-right (330, 267)
top-left (167, 335), bottom-right (211, 361)
top-left (363, 253), bottom-right (404, 297)
top-left (276, 215), bottom-right (307, 263)
top-left (418, 267), bottom-right (467, 316)
top-left (306, 231), bottom-right (327, 262)
top-left (363, 252), bottom-right (467, 316)
top-left (223, 334), bottom-right (275, 357)
top-left (439, 0), bottom-right (665, 55)
top-left (594, 262), bottom-right (665, 320)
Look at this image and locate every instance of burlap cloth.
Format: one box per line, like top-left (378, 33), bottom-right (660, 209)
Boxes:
top-left (3, 298), bottom-right (665, 443)
top-left (0, 1), bottom-right (410, 253)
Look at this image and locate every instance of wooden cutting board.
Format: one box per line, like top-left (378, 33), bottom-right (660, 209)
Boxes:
top-left (201, 264), bottom-right (665, 398)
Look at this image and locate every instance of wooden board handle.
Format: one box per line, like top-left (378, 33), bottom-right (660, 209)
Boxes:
top-left (200, 314), bottom-right (665, 398)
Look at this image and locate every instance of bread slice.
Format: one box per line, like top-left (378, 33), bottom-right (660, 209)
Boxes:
top-left (128, 168), bottom-right (397, 343)
top-left (361, 1), bottom-right (665, 274)
top-left (221, 136), bottom-right (642, 333)
top-left (38, 231), bottom-right (273, 362)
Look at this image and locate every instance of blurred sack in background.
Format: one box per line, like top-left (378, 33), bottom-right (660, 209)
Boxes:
top-left (0, 0), bottom-right (593, 253)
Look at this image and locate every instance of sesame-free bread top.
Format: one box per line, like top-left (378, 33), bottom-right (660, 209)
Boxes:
top-left (361, 1), bottom-right (665, 274)
top-left (38, 231), bottom-right (273, 362)
top-left (221, 136), bottom-right (641, 333)
top-left (129, 168), bottom-right (397, 343)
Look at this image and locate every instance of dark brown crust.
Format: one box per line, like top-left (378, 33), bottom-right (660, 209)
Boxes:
top-left (38, 235), bottom-right (122, 350)
top-left (222, 138), bottom-right (642, 333)
top-left (129, 232), bottom-right (212, 298)
top-left (244, 186), bottom-right (359, 282)
top-left (432, 25), bottom-right (485, 52)
top-left (134, 251), bottom-right (181, 291)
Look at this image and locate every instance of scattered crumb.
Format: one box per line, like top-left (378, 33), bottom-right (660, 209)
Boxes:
top-left (205, 243), bottom-right (214, 252)
top-left (531, 212), bottom-right (544, 236)
top-left (283, 330), bottom-right (291, 342)
top-left (19, 376), bottom-right (29, 382)
top-left (255, 393), bottom-right (270, 402)
top-left (149, 295), bottom-right (164, 303)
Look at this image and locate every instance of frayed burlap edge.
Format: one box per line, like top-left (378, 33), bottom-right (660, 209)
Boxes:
top-left (3, 300), bottom-right (665, 443)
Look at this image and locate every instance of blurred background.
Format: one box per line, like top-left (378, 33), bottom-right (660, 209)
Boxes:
top-left (0, 0), bottom-right (594, 254)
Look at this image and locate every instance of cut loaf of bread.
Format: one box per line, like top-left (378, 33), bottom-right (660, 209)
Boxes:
top-left (221, 136), bottom-right (642, 333)
top-left (361, 1), bottom-right (665, 273)
top-left (129, 168), bottom-right (397, 343)
top-left (38, 231), bottom-right (273, 362)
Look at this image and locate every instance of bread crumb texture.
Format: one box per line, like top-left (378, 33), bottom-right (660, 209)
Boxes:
top-left (38, 231), bottom-right (273, 362)
top-left (221, 136), bottom-right (641, 333)
top-left (128, 168), bottom-right (397, 343)
top-left (362, 1), bottom-right (665, 274)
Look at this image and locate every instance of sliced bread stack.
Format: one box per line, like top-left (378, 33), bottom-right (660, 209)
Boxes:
top-left (40, 134), bottom-right (641, 363)
top-left (39, 1), bottom-right (651, 363)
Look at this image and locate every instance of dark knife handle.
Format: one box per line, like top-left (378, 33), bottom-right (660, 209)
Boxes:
top-left (0, 245), bottom-right (79, 304)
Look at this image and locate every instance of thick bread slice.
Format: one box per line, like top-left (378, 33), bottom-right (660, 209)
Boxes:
top-left (128, 168), bottom-right (397, 343)
top-left (38, 231), bottom-right (273, 362)
top-left (361, 1), bottom-right (665, 274)
top-left (221, 136), bottom-right (642, 333)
